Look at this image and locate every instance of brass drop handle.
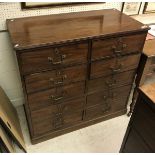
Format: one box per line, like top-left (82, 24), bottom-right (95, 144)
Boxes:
top-left (112, 45), bottom-right (121, 54)
top-left (112, 43), bottom-right (127, 54)
top-left (50, 95), bottom-right (63, 101)
top-left (48, 57), bottom-right (62, 65)
top-left (106, 79), bottom-right (117, 87)
top-left (112, 68), bottom-right (121, 73)
top-left (53, 113), bottom-right (64, 129)
top-left (49, 75), bottom-right (67, 85)
top-left (110, 64), bottom-right (122, 73)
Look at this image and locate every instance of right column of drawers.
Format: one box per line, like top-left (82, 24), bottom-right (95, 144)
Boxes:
top-left (86, 33), bottom-right (146, 120)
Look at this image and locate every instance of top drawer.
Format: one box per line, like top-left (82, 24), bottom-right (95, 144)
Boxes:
top-left (20, 42), bottom-right (88, 75)
top-left (92, 33), bottom-right (146, 60)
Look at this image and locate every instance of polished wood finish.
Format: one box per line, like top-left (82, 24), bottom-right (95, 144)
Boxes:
top-left (120, 83), bottom-right (155, 153)
top-left (7, 9), bottom-right (148, 50)
top-left (25, 65), bottom-right (86, 93)
top-left (90, 54), bottom-right (140, 79)
top-left (20, 43), bottom-right (88, 75)
top-left (88, 70), bottom-right (136, 93)
top-left (92, 33), bottom-right (146, 60)
top-left (28, 82), bottom-right (85, 111)
top-left (7, 9), bottom-right (148, 144)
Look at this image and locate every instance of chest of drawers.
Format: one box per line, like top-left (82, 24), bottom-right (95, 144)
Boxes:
top-left (7, 9), bottom-right (149, 144)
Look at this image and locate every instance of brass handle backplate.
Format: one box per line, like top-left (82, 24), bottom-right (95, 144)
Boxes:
top-left (49, 75), bottom-right (67, 86)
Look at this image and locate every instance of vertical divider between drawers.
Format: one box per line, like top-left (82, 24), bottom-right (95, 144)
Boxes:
top-left (83, 39), bottom-right (92, 120)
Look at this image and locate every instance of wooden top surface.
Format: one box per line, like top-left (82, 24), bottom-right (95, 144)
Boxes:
top-left (140, 83), bottom-right (155, 104)
top-left (7, 9), bottom-right (148, 50)
top-left (143, 39), bottom-right (155, 57)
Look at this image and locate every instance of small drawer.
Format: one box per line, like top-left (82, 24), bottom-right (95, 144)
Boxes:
top-left (25, 65), bottom-right (86, 93)
top-left (88, 70), bottom-right (136, 93)
top-left (92, 33), bottom-right (146, 60)
top-left (31, 97), bottom-right (84, 137)
top-left (28, 81), bottom-right (85, 111)
top-left (87, 85), bottom-right (131, 108)
top-left (20, 42), bottom-right (88, 75)
top-left (90, 54), bottom-right (140, 79)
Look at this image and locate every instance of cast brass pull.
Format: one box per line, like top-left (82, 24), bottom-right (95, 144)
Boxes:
top-left (48, 57), bottom-right (62, 65)
top-left (112, 43), bottom-right (127, 54)
top-left (49, 75), bottom-right (67, 85)
top-left (106, 79), bottom-right (117, 87)
top-left (50, 95), bottom-right (63, 101)
top-left (48, 54), bottom-right (66, 65)
top-left (110, 64), bottom-right (122, 73)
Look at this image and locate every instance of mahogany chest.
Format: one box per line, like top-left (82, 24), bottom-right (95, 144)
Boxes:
top-left (120, 83), bottom-right (155, 153)
top-left (7, 9), bottom-right (149, 144)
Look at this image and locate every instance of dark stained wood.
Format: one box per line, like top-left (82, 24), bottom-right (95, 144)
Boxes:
top-left (20, 42), bottom-right (88, 75)
top-left (25, 64), bottom-right (86, 93)
top-left (31, 109), bottom-right (126, 144)
top-left (31, 97), bottom-right (84, 137)
top-left (120, 83), bottom-right (155, 153)
top-left (7, 9), bottom-right (149, 50)
top-left (7, 9), bottom-right (148, 144)
top-left (92, 33), bottom-right (146, 60)
top-left (88, 70), bottom-right (136, 93)
top-left (28, 82), bottom-right (85, 111)
top-left (90, 54), bottom-right (140, 79)
top-left (87, 85), bottom-right (132, 108)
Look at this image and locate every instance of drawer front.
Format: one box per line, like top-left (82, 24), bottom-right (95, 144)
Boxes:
top-left (25, 65), bottom-right (86, 93)
top-left (88, 70), bottom-right (136, 93)
top-left (31, 98), bottom-right (84, 136)
top-left (91, 54), bottom-right (140, 79)
top-left (28, 82), bottom-right (85, 111)
top-left (132, 100), bottom-right (155, 151)
top-left (87, 85), bottom-right (131, 108)
top-left (92, 33), bottom-right (146, 60)
top-left (20, 43), bottom-right (88, 74)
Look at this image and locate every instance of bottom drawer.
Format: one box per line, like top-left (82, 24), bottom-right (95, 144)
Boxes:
top-left (31, 98), bottom-right (85, 137)
top-left (85, 85), bottom-right (131, 120)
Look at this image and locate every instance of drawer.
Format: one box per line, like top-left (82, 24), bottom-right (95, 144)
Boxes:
top-left (92, 33), bottom-right (146, 60)
top-left (87, 85), bottom-right (131, 108)
top-left (28, 81), bottom-right (85, 111)
top-left (25, 65), bottom-right (86, 93)
top-left (20, 42), bottom-right (88, 74)
top-left (88, 70), bottom-right (136, 93)
top-left (31, 98), bottom-right (84, 136)
top-left (132, 100), bottom-right (155, 151)
top-left (91, 54), bottom-right (140, 79)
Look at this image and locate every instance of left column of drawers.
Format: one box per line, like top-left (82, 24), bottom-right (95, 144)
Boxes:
top-left (18, 42), bottom-right (88, 139)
